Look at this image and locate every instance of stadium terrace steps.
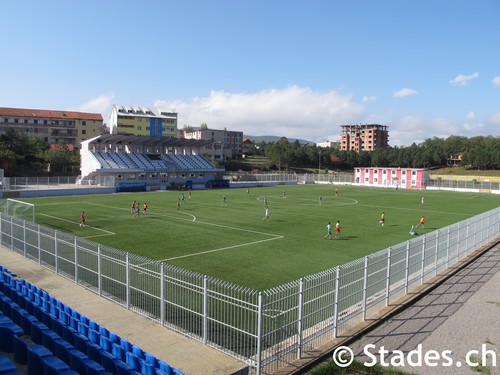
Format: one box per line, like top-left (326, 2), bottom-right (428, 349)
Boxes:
top-left (0, 264), bottom-right (183, 375)
top-left (92, 152), bottom-right (216, 172)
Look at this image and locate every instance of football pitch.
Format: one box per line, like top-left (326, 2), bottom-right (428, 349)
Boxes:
top-left (19, 185), bottom-right (500, 290)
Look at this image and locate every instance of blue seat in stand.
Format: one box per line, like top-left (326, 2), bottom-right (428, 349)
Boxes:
top-left (0, 354), bottom-right (18, 375)
top-left (0, 321), bottom-right (24, 353)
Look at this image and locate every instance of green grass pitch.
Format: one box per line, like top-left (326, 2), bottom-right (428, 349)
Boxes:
top-left (19, 185), bottom-right (500, 290)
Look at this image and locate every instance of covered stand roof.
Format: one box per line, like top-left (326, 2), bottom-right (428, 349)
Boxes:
top-left (90, 134), bottom-right (214, 149)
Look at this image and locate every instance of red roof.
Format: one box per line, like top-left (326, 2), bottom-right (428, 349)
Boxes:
top-left (0, 107), bottom-right (103, 121)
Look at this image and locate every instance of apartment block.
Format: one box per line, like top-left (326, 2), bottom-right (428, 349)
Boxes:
top-left (109, 105), bottom-right (177, 138)
top-left (340, 124), bottom-right (389, 152)
top-left (182, 128), bottom-right (243, 161)
top-left (0, 107), bottom-right (104, 149)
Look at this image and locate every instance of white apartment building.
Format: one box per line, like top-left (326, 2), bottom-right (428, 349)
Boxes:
top-left (182, 128), bottom-right (243, 161)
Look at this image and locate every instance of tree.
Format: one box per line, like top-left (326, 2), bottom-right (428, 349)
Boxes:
top-left (200, 123), bottom-right (208, 130)
top-left (43, 143), bottom-right (79, 172)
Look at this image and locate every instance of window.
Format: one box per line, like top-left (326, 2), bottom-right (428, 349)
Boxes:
top-left (356, 168), bottom-right (360, 173)
top-left (365, 177), bottom-right (369, 182)
top-left (82, 130), bottom-right (86, 135)
top-left (365, 169), bottom-right (369, 173)
top-left (14, 119), bottom-right (18, 123)
top-left (374, 178), bottom-right (378, 183)
top-left (392, 170), bottom-right (396, 175)
top-left (24, 119), bottom-right (28, 124)
top-left (402, 170), bottom-right (406, 175)
top-left (412, 171), bottom-right (416, 175)
top-left (82, 121), bottom-right (86, 125)
top-left (374, 170), bottom-right (378, 174)
top-left (44, 120), bottom-right (48, 124)
top-left (383, 170), bottom-right (387, 174)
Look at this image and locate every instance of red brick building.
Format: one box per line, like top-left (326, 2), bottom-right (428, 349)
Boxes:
top-left (340, 124), bottom-right (389, 152)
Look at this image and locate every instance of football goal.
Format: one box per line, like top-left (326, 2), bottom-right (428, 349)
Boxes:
top-left (0, 198), bottom-right (35, 222)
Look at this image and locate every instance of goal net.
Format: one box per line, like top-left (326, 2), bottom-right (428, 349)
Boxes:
top-left (0, 198), bottom-right (36, 222)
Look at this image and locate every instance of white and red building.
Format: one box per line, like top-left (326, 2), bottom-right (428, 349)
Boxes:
top-left (354, 167), bottom-right (430, 189)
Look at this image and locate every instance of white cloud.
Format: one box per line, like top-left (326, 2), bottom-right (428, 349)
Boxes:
top-left (152, 86), bottom-right (498, 147)
top-left (362, 95), bottom-right (377, 102)
top-left (154, 86), bottom-right (365, 142)
top-left (78, 92), bottom-right (115, 114)
top-left (449, 72), bottom-right (479, 86)
top-left (485, 111), bottom-right (500, 129)
top-left (75, 92), bottom-right (115, 126)
top-left (393, 88), bottom-right (418, 98)
top-left (493, 76), bottom-right (500, 87)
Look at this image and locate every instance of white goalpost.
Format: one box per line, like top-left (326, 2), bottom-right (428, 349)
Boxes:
top-left (0, 198), bottom-right (36, 223)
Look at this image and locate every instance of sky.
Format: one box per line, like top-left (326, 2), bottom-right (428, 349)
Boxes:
top-left (1, 0), bottom-right (499, 146)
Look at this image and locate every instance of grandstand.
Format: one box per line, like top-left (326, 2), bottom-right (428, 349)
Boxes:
top-left (0, 263), bottom-right (185, 374)
top-left (79, 135), bottom-right (225, 191)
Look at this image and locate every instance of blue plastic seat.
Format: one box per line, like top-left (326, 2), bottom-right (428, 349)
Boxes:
top-left (99, 336), bottom-right (113, 353)
top-left (98, 326), bottom-right (109, 339)
top-left (71, 310), bottom-right (81, 321)
top-left (68, 348), bottom-right (108, 375)
top-left (89, 320), bottom-right (100, 332)
top-left (41, 328), bottom-right (60, 353)
top-left (120, 338), bottom-right (132, 352)
top-left (111, 343), bottom-right (125, 361)
top-left (13, 334), bottom-right (34, 365)
top-left (79, 315), bottom-right (90, 326)
top-left (108, 331), bottom-right (120, 344)
top-left (43, 355), bottom-right (70, 375)
top-left (132, 344), bottom-right (145, 360)
top-left (115, 360), bottom-right (138, 375)
top-left (18, 311), bottom-right (38, 336)
top-left (0, 354), bottom-right (17, 375)
top-left (0, 322), bottom-right (24, 352)
top-left (158, 360), bottom-right (173, 375)
top-left (77, 321), bottom-right (89, 336)
top-left (61, 324), bottom-right (77, 345)
top-left (54, 338), bottom-right (74, 366)
top-left (31, 304), bottom-right (44, 322)
top-left (125, 352), bottom-right (142, 371)
top-left (144, 352), bottom-right (158, 367)
top-left (73, 332), bottom-right (90, 353)
top-left (0, 313), bottom-right (13, 325)
top-left (140, 361), bottom-right (156, 375)
top-left (59, 311), bottom-right (70, 326)
top-left (27, 344), bottom-right (52, 375)
top-left (29, 321), bottom-right (50, 344)
top-left (88, 328), bottom-right (100, 345)
top-left (51, 318), bottom-right (64, 337)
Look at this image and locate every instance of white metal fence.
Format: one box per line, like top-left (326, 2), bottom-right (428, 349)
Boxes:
top-left (0, 176), bottom-right (115, 190)
top-left (0, 208), bottom-right (498, 374)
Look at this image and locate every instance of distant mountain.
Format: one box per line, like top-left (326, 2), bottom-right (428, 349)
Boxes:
top-left (244, 135), bottom-right (314, 144)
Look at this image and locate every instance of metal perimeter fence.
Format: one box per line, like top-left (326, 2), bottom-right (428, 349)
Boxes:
top-left (0, 208), bottom-right (499, 374)
top-left (0, 176), bottom-right (116, 190)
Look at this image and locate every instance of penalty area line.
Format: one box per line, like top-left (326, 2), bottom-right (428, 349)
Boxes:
top-left (39, 213), bottom-right (115, 237)
top-left (161, 235), bottom-right (284, 261)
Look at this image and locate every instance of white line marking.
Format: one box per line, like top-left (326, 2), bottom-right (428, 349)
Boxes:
top-left (39, 213), bottom-right (115, 235)
top-left (161, 235), bottom-right (284, 261)
top-left (41, 201), bottom-right (283, 260)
